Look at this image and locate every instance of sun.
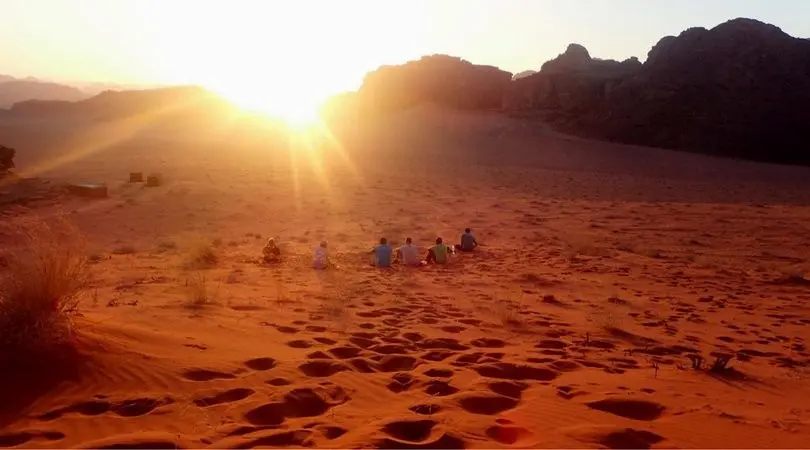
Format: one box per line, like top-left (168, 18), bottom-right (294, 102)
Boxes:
top-left (213, 83), bottom-right (322, 127)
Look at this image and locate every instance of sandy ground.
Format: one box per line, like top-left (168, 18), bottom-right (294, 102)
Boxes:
top-left (2, 106), bottom-right (810, 448)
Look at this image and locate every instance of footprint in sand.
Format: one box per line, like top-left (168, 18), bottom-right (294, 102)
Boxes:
top-left (266, 377), bottom-right (292, 386)
top-left (244, 358), bottom-right (277, 371)
top-left (375, 419), bottom-right (465, 449)
top-left (243, 385), bottom-right (349, 426)
top-left (327, 346), bottom-right (363, 359)
top-left (474, 362), bottom-right (559, 381)
top-left (424, 368), bottom-right (454, 378)
top-left (316, 425), bottom-right (348, 440)
top-left (585, 398), bottom-right (666, 421)
top-left (376, 355), bottom-right (421, 372)
top-left (0, 431), bottom-right (64, 448)
top-left (566, 426), bottom-right (665, 449)
top-left (349, 336), bottom-right (379, 349)
top-left (286, 340), bottom-right (314, 349)
top-left (193, 388), bottom-right (255, 407)
top-left (421, 351), bottom-right (456, 362)
top-left (487, 381), bottom-right (528, 399)
top-left (403, 332), bottom-right (426, 342)
top-left (39, 397), bottom-right (173, 420)
top-left (556, 385), bottom-right (589, 400)
top-left (182, 368), bottom-right (238, 381)
top-left (409, 403), bottom-right (442, 415)
top-left (424, 380), bottom-right (460, 397)
top-left (75, 432), bottom-right (192, 450)
top-left (417, 338), bottom-right (469, 351)
top-left (388, 373), bottom-right (419, 393)
top-left (382, 419), bottom-right (437, 442)
top-left (457, 393), bottom-right (520, 415)
top-left (215, 430), bottom-right (314, 448)
top-left (535, 339), bottom-right (569, 349)
top-left (470, 338), bottom-right (506, 348)
top-left (486, 425), bottom-right (534, 445)
top-left (298, 360), bottom-right (350, 377)
top-left (370, 343), bottom-right (412, 355)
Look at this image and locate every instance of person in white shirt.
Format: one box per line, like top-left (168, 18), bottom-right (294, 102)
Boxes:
top-left (396, 237), bottom-right (422, 266)
top-left (313, 241), bottom-right (329, 269)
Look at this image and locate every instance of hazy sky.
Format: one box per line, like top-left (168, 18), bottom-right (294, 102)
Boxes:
top-left (1, 0), bottom-right (808, 108)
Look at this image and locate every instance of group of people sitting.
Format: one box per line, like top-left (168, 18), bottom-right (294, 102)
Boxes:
top-left (370, 228), bottom-right (479, 268)
top-left (261, 228), bottom-right (479, 269)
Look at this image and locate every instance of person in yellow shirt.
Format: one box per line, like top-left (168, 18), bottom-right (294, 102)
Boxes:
top-left (425, 237), bottom-right (451, 264)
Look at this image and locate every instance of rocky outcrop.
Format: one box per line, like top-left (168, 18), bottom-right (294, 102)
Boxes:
top-left (503, 44), bottom-right (641, 113)
top-left (356, 55), bottom-right (512, 112)
top-left (0, 145), bottom-right (14, 175)
top-left (506, 18), bottom-right (810, 165)
top-left (602, 19), bottom-right (810, 164)
top-left (512, 70), bottom-right (536, 80)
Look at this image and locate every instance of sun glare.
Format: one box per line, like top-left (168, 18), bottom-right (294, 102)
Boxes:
top-left (215, 84), bottom-right (322, 127)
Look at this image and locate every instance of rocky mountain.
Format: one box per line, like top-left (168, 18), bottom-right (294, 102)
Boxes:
top-left (0, 77), bottom-right (86, 108)
top-left (355, 55), bottom-right (512, 112)
top-left (505, 18), bottom-right (810, 165)
top-left (512, 70), bottom-right (537, 80)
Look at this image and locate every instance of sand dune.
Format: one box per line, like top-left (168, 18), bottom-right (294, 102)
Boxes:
top-left (1, 108), bottom-right (810, 448)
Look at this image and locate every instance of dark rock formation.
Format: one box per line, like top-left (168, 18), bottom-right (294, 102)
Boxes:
top-left (506, 18), bottom-right (810, 165)
top-left (603, 18), bottom-right (810, 164)
top-left (503, 44), bottom-right (641, 113)
top-left (0, 145), bottom-right (14, 175)
top-left (356, 55), bottom-right (512, 112)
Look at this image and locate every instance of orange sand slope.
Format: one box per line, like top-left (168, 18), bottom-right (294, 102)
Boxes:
top-left (2, 108), bottom-right (810, 448)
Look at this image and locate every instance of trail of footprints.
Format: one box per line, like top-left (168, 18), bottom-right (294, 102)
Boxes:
top-left (2, 301), bottom-right (706, 449)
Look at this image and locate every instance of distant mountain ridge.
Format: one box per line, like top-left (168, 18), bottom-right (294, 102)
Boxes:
top-left (0, 76), bottom-right (87, 108)
top-left (3, 17), bottom-right (810, 166)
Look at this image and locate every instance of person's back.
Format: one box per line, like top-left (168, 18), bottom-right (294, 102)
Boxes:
top-left (431, 241), bottom-right (450, 264)
top-left (263, 238), bottom-right (281, 262)
top-left (313, 241), bottom-right (329, 269)
top-left (459, 228), bottom-right (477, 252)
top-left (398, 238), bottom-right (420, 266)
top-left (371, 237), bottom-right (393, 267)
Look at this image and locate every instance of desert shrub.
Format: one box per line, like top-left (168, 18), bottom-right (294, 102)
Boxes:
top-left (491, 290), bottom-right (527, 330)
top-left (591, 306), bottom-right (623, 332)
top-left (184, 240), bottom-right (218, 269)
top-left (0, 216), bottom-right (90, 357)
top-left (185, 271), bottom-right (219, 308)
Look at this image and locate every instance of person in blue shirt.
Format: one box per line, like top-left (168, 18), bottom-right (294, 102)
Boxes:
top-left (370, 237), bottom-right (393, 267)
top-left (455, 228), bottom-right (478, 252)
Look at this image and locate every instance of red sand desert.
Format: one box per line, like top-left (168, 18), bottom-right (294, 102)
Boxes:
top-left (2, 107), bottom-right (810, 449)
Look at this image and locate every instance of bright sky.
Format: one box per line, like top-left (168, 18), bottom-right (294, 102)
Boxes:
top-left (1, 0), bottom-right (808, 116)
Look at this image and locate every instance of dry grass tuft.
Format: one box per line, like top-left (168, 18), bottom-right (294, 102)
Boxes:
top-left (184, 240), bottom-right (219, 269)
top-left (491, 290), bottom-right (528, 330)
top-left (591, 306), bottom-right (624, 332)
top-left (0, 216), bottom-right (91, 358)
top-left (185, 271), bottom-right (219, 308)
